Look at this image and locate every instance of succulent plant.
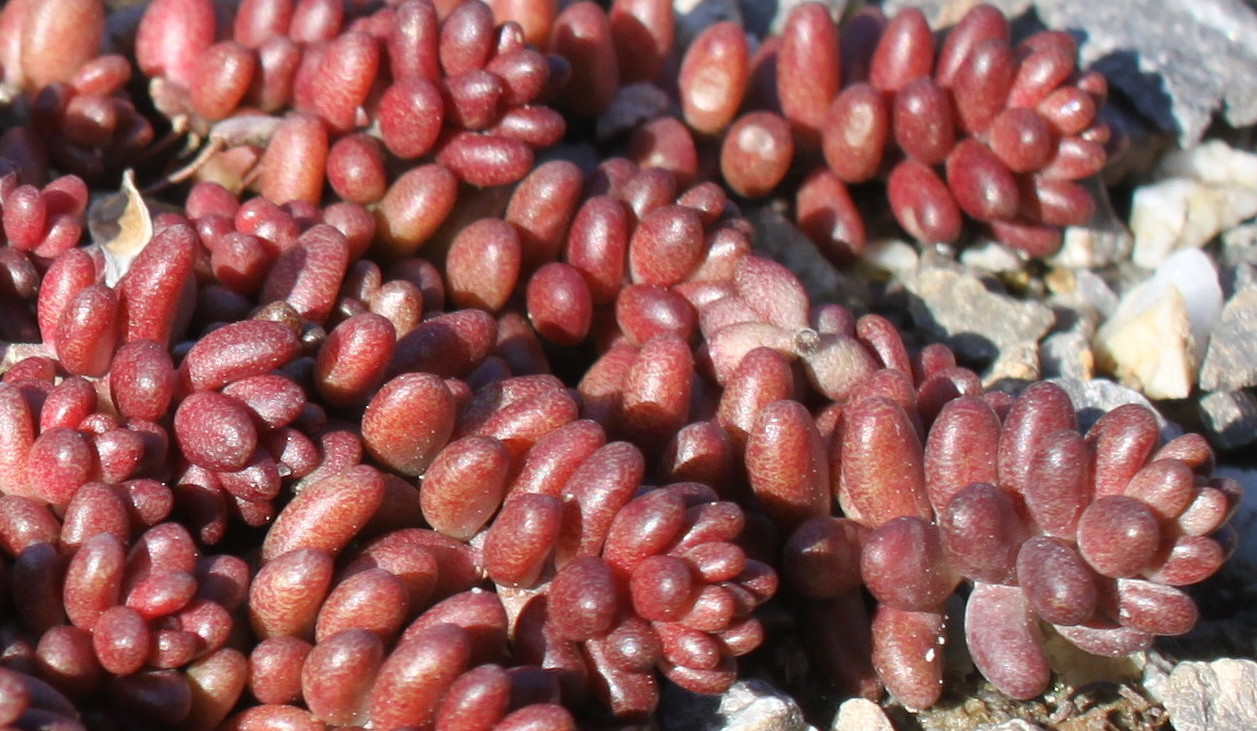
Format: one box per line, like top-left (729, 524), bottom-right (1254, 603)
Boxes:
top-left (686, 2), bottom-right (1109, 261)
top-left (0, 0), bottom-right (1237, 728)
top-left (784, 382), bottom-right (1235, 709)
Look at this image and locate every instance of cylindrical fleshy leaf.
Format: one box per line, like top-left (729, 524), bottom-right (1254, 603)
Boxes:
top-left (1016, 536), bottom-right (1097, 626)
top-left (924, 396), bottom-right (1001, 511)
top-left (263, 464), bottom-right (385, 561)
top-left (746, 399), bottom-right (830, 530)
top-left (861, 516), bottom-right (959, 611)
top-left (839, 396), bottom-right (930, 527)
top-left (937, 482), bottom-right (1026, 585)
top-left (871, 605), bottom-right (946, 710)
top-left (964, 582), bottom-right (1050, 700)
top-left (420, 436), bottom-right (512, 541)
top-left (1023, 429), bottom-right (1090, 538)
top-left (556, 441), bottom-right (644, 565)
top-left (361, 373), bottom-right (455, 477)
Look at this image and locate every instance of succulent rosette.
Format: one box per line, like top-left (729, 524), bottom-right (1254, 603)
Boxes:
top-left (785, 381), bottom-right (1236, 709)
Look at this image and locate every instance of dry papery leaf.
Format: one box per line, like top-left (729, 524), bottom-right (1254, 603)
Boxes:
top-left (89, 168), bottom-right (153, 286)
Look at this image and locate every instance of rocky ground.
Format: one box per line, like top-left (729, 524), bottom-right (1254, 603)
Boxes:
top-left (650, 0), bottom-right (1257, 728)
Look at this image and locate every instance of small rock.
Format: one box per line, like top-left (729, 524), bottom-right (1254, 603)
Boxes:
top-left (982, 721), bottom-right (1047, 731)
top-left (1040, 330), bottom-right (1094, 381)
top-left (1217, 257), bottom-right (1257, 304)
top-left (901, 266), bottom-right (1055, 375)
top-left (1129, 142), bottom-right (1257, 269)
top-left (959, 240), bottom-right (1029, 274)
top-left (831, 698), bottom-right (893, 731)
top-left (1045, 267), bottom-right (1120, 319)
top-left (1161, 658), bottom-right (1257, 731)
top-left (1235, 267), bottom-right (1257, 302)
top-left (1051, 178), bottom-right (1133, 269)
top-left (1142, 650), bottom-right (1178, 705)
top-left (1220, 221), bottom-right (1257, 271)
top-left (1199, 288), bottom-right (1257, 392)
top-left (1129, 179), bottom-right (1257, 271)
top-left (1216, 229), bottom-right (1257, 296)
top-left (1197, 390), bottom-right (1257, 450)
top-left (960, 241), bottom-right (1030, 275)
top-left (988, 341), bottom-right (1044, 384)
top-left (1093, 282), bottom-right (1196, 399)
top-left (1156, 138), bottom-right (1257, 188)
top-left (861, 237), bottom-right (921, 278)
top-left (1056, 218), bottom-right (1133, 271)
top-left (1040, 276), bottom-right (1109, 381)
top-left (1216, 231), bottom-right (1257, 302)
top-left (1093, 248), bottom-right (1223, 400)
top-left (660, 678), bottom-right (816, 731)
top-left (715, 679), bottom-right (815, 731)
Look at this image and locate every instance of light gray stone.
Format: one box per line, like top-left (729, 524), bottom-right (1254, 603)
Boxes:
top-left (1040, 330), bottom-right (1093, 381)
top-left (1215, 241), bottom-right (1257, 301)
top-left (959, 240), bottom-right (1029, 274)
top-left (1161, 659), bottom-right (1257, 731)
top-left (830, 698), bottom-right (893, 731)
top-left (1198, 390), bottom-right (1257, 450)
top-left (1220, 221), bottom-right (1257, 270)
top-left (1046, 268), bottom-right (1119, 320)
top-left (1130, 142), bottom-right (1257, 269)
top-left (989, 341), bottom-right (1046, 384)
top-left (1230, 262), bottom-right (1257, 299)
top-left (660, 679), bottom-right (816, 731)
top-left (902, 266), bottom-right (1055, 375)
top-left (1200, 288), bottom-right (1257, 392)
top-left (1040, 272), bottom-right (1113, 381)
top-left (715, 679), bottom-right (814, 731)
top-left (1142, 650), bottom-right (1179, 705)
top-left (1218, 224), bottom-right (1257, 298)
